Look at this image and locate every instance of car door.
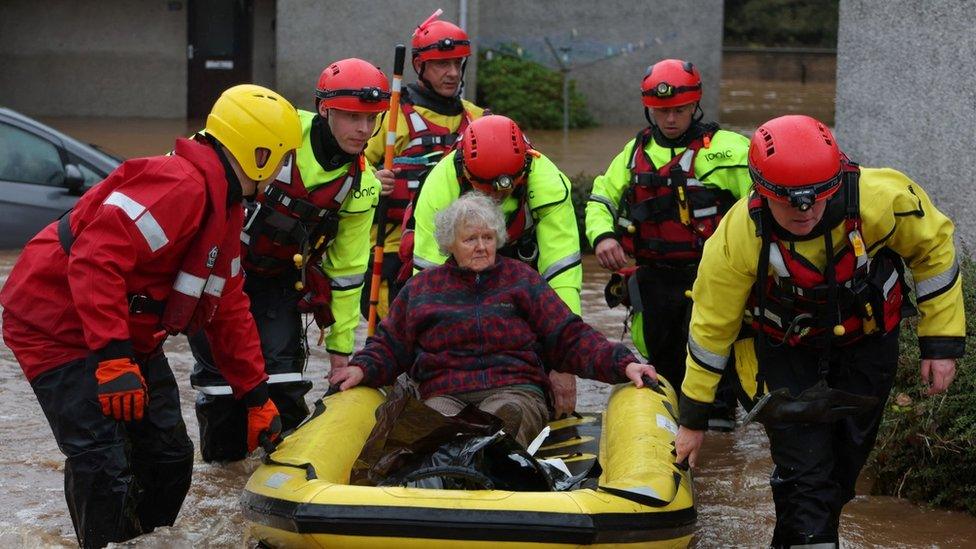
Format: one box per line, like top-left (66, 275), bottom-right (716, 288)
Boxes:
top-left (0, 121), bottom-right (87, 248)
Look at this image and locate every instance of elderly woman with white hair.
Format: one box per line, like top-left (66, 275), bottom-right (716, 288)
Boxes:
top-left (331, 192), bottom-right (656, 446)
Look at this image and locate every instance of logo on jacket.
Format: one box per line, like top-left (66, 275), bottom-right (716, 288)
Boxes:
top-left (207, 246), bottom-right (218, 269)
top-left (703, 149), bottom-right (733, 162)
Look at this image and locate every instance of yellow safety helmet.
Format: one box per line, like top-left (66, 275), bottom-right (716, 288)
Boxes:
top-left (205, 84), bottom-right (302, 181)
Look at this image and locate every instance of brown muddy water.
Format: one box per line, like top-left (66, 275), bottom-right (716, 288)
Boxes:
top-left (2, 80), bottom-right (973, 547)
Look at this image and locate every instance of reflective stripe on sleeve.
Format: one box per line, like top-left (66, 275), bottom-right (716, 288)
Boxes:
top-left (587, 194), bottom-right (618, 218)
top-left (173, 271), bottom-right (206, 298)
top-left (203, 276), bottom-right (226, 298)
top-left (542, 252), bottom-right (582, 281)
top-left (104, 191), bottom-right (170, 252)
top-left (231, 256), bottom-right (241, 277)
top-left (687, 335), bottom-right (728, 373)
top-left (916, 260), bottom-right (959, 302)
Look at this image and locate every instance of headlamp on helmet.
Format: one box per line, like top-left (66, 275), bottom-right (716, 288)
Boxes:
top-left (641, 59), bottom-right (702, 108)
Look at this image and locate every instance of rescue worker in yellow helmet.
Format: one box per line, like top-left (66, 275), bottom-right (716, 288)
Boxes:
top-left (674, 115), bottom-right (964, 548)
top-left (188, 59), bottom-right (388, 462)
top-left (404, 114), bottom-right (584, 418)
top-left (364, 10), bottom-right (485, 318)
top-left (585, 59), bottom-right (750, 431)
top-left (0, 84), bottom-right (300, 547)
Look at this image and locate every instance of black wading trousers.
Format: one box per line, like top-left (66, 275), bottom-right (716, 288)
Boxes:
top-left (759, 328), bottom-right (899, 547)
top-left (31, 352), bottom-right (193, 549)
top-left (189, 274), bottom-right (312, 462)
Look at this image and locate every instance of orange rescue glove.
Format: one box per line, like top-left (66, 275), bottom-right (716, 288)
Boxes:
top-left (243, 381), bottom-right (282, 453)
top-left (95, 358), bottom-right (148, 422)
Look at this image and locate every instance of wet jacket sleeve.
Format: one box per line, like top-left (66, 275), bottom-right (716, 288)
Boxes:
top-left (66, 160), bottom-right (204, 354)
top-left (349, 279), bottom-right (415, 386)
top-left (585, 140), bottom-right (634, 248)
top-left (322, 170), bottom-right (380, 354)
top-left (529, 155), bottom-right (582, 314)
top-left (870, 169), bottom-right (966, 358)
top-left (679, 199), bottom-right (759, 429)
top-left (520, 266), bottom-right (634, 383)
top-left (204, 264), bottom-right (269, 397)
top-left (411, 152), bottom-right (462, 272)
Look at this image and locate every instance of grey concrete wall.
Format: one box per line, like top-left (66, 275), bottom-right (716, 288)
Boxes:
top-left (253, 0), bottom-right (278, 88)
top-left (478, 0), bottom-right (725, 126)
top-left (276, 0), bottom-right (478, 113)
top-left (0, 0), bottom-right (187, 118)
top-left (836, 0), bottom-right (976, 247)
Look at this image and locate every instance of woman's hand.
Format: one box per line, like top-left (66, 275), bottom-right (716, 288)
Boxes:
top-left (624, 362), bottom-right (658, 387)
top-left (674, 426), bottom-right (705, 468)
top-left (329, 365), bottom-right (364, 391)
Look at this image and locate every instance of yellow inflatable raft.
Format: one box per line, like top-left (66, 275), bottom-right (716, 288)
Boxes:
top-left (242, 378), bottom-right (696, 548)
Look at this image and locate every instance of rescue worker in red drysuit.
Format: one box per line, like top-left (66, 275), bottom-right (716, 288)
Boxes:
top-left (585, 59), bottom-right (751, 431)
top-left (0, 84), bottom-right (300, 548)
top-left (675, 115), bottom-right (965, 547)
top-left (188, 59), bottom-right (388, 462)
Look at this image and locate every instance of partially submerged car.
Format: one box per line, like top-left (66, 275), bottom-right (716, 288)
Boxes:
top-left (0, 108), bottom-right (121, 248)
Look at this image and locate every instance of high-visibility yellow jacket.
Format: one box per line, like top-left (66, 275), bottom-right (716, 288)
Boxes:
top-left (680, 167), bottom-right (965, 417)
top-left (412, 150), bottom-right (583, 314)
top-left (585, 128), bottom-right (752, 249)
top-left (294, 111), bottom-right (381, 354)
top-left (364, 93), bottom-right (484, 253)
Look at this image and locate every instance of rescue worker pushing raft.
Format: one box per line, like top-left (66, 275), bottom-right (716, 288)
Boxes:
top-left (675, 114), bottom-right (964, 548)
top-left (0, 84), bottom-right (301, 548)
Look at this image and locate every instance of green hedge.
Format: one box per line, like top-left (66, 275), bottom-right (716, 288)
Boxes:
top-left (868, 255), bottom-right (976, 513)
top-left (476, 49), bottom-right (596, 130)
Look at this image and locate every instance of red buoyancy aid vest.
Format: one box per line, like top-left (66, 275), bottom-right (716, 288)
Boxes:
top-left (385, 101), bottom-right (474, 224)
top-left (747, 163), bottom-right (906, 347)
top-left (241, 153), bottom-right (363, 278)
top-left (620, 127), bottom-right (737, 262)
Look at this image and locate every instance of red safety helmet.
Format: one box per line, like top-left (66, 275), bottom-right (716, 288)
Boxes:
top-left (412, 12), bottom-right (471, 64)
top-left (641, 59), bottom-right (702, 108)
top-left (458, 115), bottom-right (534, 194)
top-left (314, 58), bottom-right (390, 113)
top-left (749, 115), bottom-right (843, 210)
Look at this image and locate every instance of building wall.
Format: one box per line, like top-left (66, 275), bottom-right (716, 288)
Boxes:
top-left (477, 0), bottom-right (725, 125)
top-left (835, 0), bottom-right (976, 246)
top-left (276, 0), bottom-right (478, 113)
top-left (252, 0), bottom-right (278, 88)
top-left (0, 0), bottom-right (187, 118)
top-left (1, 0), bottom-right (725, 124)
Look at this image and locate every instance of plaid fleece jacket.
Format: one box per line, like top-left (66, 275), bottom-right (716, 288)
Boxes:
top-left (350, 257), bottom-right (636, 398)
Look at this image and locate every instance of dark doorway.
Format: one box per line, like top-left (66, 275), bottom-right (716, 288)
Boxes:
top-left (187, 0), bottom-right (254, 118)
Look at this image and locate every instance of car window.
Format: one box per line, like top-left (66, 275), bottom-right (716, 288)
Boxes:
top-left (0, 122), bottom-right (65, 186)
top-left (67, 152), bottom-right (107, 187)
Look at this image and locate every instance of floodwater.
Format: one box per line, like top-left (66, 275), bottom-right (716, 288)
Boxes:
top-left (2, 79), bottom-right (974, 547)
